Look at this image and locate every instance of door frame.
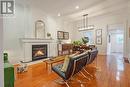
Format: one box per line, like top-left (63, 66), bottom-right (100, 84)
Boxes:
top-left (107, 23), bottom-right (125, 55)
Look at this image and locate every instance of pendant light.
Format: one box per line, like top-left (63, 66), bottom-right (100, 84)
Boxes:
top-left (78, 14), bottom-right (94, 31)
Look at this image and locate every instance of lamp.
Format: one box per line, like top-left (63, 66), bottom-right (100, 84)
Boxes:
top-left (78, 14), bottom-right (94, 31)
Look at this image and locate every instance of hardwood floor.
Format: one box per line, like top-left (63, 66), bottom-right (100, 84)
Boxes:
top-left (15, 54), bottom-right (130, 87)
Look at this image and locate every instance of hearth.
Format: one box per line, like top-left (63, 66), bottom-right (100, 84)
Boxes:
top-left (32, 44), bottom-right (48, 61)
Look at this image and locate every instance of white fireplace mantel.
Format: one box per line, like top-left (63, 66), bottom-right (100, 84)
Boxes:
top-left (20, 38), bottom-right (56, 43)
top-left (20, 38), bottom-right (58, 62)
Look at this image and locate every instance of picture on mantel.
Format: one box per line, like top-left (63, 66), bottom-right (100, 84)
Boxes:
top-left (63, 32), bottom-right (69, 40)
top-left (57, 31), bottom-right (69, 40)
top-left (57, 31), bottom-right (64, 39)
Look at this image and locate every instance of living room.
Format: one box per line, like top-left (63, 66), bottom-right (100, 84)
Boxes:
top-left (0, 0), bottom-right (130, 87)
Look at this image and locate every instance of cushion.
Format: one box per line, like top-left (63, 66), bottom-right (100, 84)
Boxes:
top-left (52, 64), bottom-right (66, 79)
top-left (61, 55), bottom-right (70, 72)
top-left (61, 52), bottom-right (79, 72)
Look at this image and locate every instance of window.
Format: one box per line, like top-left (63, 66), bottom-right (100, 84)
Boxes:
top-left (116, 34), bottom-right (123, 44)
top-left (82, 30), bottom-right (94, 44)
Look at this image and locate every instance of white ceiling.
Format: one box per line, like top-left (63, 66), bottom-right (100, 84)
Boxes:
top-left (28, 0), bottom-right (105, 16)
top-left (28, 0), bottom-right (129, 20)
top-left (67, 0), bottom-right (129, 20)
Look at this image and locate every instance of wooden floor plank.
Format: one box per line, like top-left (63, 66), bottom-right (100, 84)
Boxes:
top-left (15, 54), bottom-right (130, 87)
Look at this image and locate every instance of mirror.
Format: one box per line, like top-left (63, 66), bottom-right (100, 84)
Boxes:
top-left (35, 20), bottom-right (45, 38)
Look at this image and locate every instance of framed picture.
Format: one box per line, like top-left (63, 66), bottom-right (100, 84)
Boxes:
top-left (96, 29), bottom-right (102, 45)
top-left (96, 29), bottom-right (102, 37)
top-left (57, 31), bottom-right (64, 39)
top-left (96, 37), bottom-right (102, 45)
top-left (63, 32), bottom-right (69, 40)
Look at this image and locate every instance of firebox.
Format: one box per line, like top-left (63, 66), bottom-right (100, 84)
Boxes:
top-left (32, 44), bottom-right (48, 61)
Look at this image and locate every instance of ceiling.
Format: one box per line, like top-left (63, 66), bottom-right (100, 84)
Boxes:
top-left (67, 0), bottom-right (129, 20)
top-left (28, 0), bottom-right (129, 20)
top-left (28, 0), bottom-right (105, 16)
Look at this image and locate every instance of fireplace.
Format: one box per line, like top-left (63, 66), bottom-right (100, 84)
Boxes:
top-left (32, 44), bottom-right (48, 61)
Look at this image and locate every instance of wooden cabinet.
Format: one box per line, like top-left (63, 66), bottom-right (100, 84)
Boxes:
top-left (58, 44), bottom-right (73, 56)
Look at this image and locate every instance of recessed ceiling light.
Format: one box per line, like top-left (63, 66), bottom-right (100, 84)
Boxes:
top-left (58, 13), bottom-right (61, 16)
top-left (75, 6), bottom-right (79, 9)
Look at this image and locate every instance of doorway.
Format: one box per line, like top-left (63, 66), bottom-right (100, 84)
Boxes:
top-left (107, 24), bottom-right (124, 56)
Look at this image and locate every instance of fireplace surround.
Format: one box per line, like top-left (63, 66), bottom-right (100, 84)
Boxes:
top-left (21, 38), bottom-right (57, 62)
top-left (32, 44), bottom-right (48, 61)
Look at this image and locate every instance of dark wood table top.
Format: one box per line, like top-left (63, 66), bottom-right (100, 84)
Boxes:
top-left (44, 56), bottom-right (65, 64)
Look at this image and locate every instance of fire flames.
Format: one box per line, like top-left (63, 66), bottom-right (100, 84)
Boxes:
top-left (34, 50), bottom-right (44, 57)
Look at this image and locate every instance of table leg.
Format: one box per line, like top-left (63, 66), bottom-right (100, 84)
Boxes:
top-left (50, 64), bottom-right (52, 72)
top-left (46, 63), bottom-right (48, 70)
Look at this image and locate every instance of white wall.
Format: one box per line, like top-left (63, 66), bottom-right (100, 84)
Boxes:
top-left (27, 5), bottom-right (73, 40)
top-left (0, 17), bottom-right (4, 87)
top-left (3, 0), bottom-right (73, 64)
top-left (72, 8), bottom-right (128, 55)
top-left (128, 1), bottom-right (130, 60)
top-left (3, 0), bottom-right (28, 63)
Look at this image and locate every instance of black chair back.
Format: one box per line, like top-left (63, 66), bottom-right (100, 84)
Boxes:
top-left (73, 54), bottom-right (89, 75)
top-left (88, 49), bottom-right (98, 64)
top-left (65, 52), bottom-right (88, 80)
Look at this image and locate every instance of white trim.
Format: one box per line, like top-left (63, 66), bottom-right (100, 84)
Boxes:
top-left (128, 54), bottom-right (130, 62)
top-left (20, 38), bottom-right (55, 43)
top-left (0, 16), bottom-right (4, 87)
top-left (128, 58), bottom-right (130, 63)
top-left (21, 38), bottom-right (57, 62)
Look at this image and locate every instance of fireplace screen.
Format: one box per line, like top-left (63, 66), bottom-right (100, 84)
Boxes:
top-left (32, 45), bottom-right (47, 61)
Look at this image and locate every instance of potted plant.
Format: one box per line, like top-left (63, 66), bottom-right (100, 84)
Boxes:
top-left (72, 40), bottom-right (82, 51)
top-left (47, 32), bottom-right (52, 39)
top-left (72, 40), bottom-right (82, 46)
top-left (82, 37), bottom-right (89, 44)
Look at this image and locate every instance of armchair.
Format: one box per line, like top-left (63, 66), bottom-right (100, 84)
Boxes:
top-left (52, 52), bottom-right (89, 87)
top-left (82, 49), bottom-right (98, 78)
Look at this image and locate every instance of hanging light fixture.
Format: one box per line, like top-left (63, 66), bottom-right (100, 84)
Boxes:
top-left (78, 14), bottom-right (94, 31)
